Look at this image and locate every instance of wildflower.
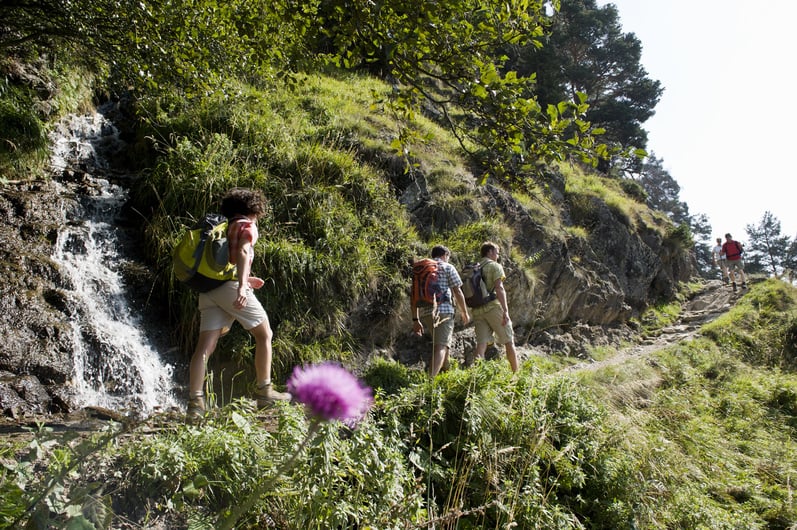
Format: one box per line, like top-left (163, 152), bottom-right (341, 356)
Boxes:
top-left (218, 363), bottom-right (372, 529)
top-left (287, 362), bottom-right (373, 425)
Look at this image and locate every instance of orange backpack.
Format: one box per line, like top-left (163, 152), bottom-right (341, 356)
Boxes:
top-left (411, 259), bottom-right (444, 307)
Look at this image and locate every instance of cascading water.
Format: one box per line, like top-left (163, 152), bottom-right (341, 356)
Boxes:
top-left (49, 107), bottom-right (179, 414)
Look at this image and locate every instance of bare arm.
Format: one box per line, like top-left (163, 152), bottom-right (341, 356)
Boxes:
top-left (493, 278), bottom-right (510, 325)
top-left (233, 241), bottom-right (254, 309)
top-left (451, 285), bottom-right (470, 325)
top-left (411, 299), bottom-right (423, 336)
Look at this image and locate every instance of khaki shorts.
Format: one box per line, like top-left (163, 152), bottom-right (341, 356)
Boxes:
top-left (420, 312), bottom-right (456, 346)
top-left (473, 301), bottom-right (514, 345)
top-left (726, 259), bottom-right (744, 272)
top-left (198, 281), bottom-right (268, 332)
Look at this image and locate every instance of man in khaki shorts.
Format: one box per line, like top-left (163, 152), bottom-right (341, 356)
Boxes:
top-left (470, 241), bottom-right (518, 372)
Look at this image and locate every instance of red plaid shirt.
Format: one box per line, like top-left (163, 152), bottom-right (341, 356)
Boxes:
top-left (227, 218), bottom-right (258, 265)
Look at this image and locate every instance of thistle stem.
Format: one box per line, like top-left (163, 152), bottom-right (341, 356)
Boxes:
top-left (216, 421), bottom-right (321, 530)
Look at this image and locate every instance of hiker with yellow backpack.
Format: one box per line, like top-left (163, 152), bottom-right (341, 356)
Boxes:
top-left (173, 187), bottom-right (291, 420)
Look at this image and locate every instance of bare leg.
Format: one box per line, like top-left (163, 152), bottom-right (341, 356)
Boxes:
top-left (473, 342), bottom-right (488, 363)
top-left (505, 342), bottom-right (519, 372)
top-left (189, 329), bottom-right (222, 395)
top-left (429, 344), bottom-right (448, 377)
top-left (249, 318), bottom-right (274, 384)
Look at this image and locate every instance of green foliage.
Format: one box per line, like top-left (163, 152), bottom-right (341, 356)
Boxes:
top-left (445, 219), bottom-right (514, 264)
top-left (3, 0), bottom-right (314, 99)
top-left (619, 177), bottom-right (647, 203)
top-left (637, 338), bottom-right (797, 528)
top-left (5, 3), bottom-right (789, 527)
top-left (702, 279), bottom-right (797, 368)
top-left (506, 0), bottom-right (662, 152)
top-left (745, 211), bottom-right (793, 276)
top-left (665, 221), bottom-right (694, 250)
top-left (1, 54), bottom-right (100, 180)
top-left (315, 0), bottom-right (605, 183)
top-left (362, 357), bottom-right (426, 396)
top-left (564, 166), bottom-right (665, 234)
top-left (10, 279), bottom-right (797, 529)
top-left (376, 362), bottom-right (615, 528)
top-left (0, 81), bottom-right (48, 177)
top-left (633, 299), bottom-right (681, 337)
top-left (0, 422), bottom-right (123, 530)
top-left (573, 281), bottom-right (797, 528)
top-left (106, 400), bottom-right (425, 529)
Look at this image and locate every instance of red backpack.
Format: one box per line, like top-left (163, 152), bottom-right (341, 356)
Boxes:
top-left (725, 240), bottom-right (744, 259)
top-left (411, 259), bottom-right (445, 307)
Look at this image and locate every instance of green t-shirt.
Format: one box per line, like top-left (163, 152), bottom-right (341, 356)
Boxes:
top-left (479, 258), bottom-right (505, 295)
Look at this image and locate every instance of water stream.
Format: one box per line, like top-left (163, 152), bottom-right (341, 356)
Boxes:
top-left (49, 108), bottom-right (179, 414)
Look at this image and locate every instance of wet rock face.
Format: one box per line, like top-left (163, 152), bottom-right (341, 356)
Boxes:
top-left (0, 372), bottom-right (52, 417)
top-left (0, 180), bottom-right (81, 414)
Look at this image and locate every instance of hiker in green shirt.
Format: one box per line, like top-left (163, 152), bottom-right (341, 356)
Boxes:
top-left (470, 241), bottom-right (518, 372)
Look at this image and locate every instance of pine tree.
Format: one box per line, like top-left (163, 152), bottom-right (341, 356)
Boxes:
top-left (745, 211), bottom-right (792, 275)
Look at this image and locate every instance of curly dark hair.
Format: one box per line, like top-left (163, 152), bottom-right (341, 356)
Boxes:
top-left (220, 188), bottom-right (268, 219)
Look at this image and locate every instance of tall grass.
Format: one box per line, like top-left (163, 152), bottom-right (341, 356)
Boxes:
top-left (575, 279), bottom-right (797, 528)
top-left (128, 76), bottom-right (421, 385)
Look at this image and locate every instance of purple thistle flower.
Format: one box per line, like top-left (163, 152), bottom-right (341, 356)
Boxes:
top-left (287, 362), bottom-right (373, 426)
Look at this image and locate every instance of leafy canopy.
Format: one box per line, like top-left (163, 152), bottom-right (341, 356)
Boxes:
top-left (313, 0), bottom-right (603, 181)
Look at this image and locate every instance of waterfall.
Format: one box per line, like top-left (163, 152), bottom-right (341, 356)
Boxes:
top-left (49, 108), bottom-right (179, 414)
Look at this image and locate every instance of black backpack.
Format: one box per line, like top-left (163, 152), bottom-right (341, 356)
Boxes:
top-left (460, 262), bottom-right (496, 307)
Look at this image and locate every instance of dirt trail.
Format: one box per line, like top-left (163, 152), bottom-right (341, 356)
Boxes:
top-left (562, 279), bottom-right (741, 373)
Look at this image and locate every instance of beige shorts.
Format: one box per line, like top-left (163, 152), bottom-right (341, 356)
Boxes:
top-left (420, 312), bottom-right (456, 346)
top-left (473, 302), bottom-right (514, 345)
top-left (726, 259), bottom-right (744, 272)
top-left (198, 281), bottom-right (268, 332)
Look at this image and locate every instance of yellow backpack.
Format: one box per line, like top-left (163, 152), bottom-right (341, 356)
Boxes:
top-left (172, 214), bottom-right (237, 292)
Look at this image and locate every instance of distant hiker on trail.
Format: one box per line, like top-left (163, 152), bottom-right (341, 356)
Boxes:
top-left (713, 237), bottom-right (729, 285)
top-left (186, 188), bottom-right (290, 420)
top-left (411, 245), bottom-right (470, 377)
top-left (470, 241), bottom-right (518, 372)
top-left (721, 233), bottom-right (747, 292)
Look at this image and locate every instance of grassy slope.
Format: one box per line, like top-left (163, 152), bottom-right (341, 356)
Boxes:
top-left (576, 278), bottom-right (797, 528)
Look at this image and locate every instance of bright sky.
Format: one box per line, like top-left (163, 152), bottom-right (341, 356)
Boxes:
top-left (596, 0), bottom-right (797, 246)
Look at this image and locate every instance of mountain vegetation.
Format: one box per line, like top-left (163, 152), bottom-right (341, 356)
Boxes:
top-left (3, 0), bottom-right (797, 528)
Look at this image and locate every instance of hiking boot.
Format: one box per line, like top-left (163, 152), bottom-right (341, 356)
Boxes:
top-left (723, 277), bottom-right (729, 285)
top-left (255, 383), bottom-right (291, 407)
top-left (732, 282), bottom-right (737, 292)
top-left (742, 282), bottom-right (748, 289)
top-left (186, 395), bottom-right (205, 422)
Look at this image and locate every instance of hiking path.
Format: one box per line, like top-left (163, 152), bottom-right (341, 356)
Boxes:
top-left (562, 279), bottom-right (740, 374)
